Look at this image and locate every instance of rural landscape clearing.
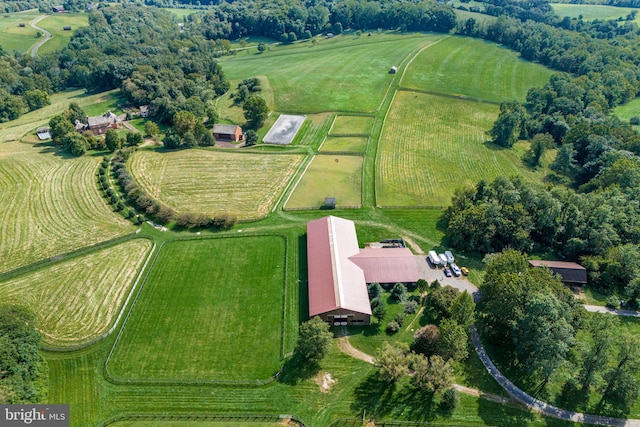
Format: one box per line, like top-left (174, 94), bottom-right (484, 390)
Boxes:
top-left (1, 2), bottom-right (640, 427)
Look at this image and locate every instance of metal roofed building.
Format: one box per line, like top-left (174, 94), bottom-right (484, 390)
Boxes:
top-left (307, 216), bottom-right (420, 326)
top-left (528, 260), bottom-right (588, 286)
top-left (350, 247), bottom-right (419, 285)
top-left (307, 216), bottom-right (372, 325)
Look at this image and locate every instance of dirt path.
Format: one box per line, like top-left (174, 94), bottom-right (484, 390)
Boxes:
top-left (402, 235), bottom-right (424, 255)
top-left (29, 15), bottom-right (52, 58)
top-left (335, 336), bottom-right (375, 364)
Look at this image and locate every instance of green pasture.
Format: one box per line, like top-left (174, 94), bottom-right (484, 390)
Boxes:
top-left (401, 36), bottom-right (554, 103)
top-left (35, 13), bottom-right (89, 54)
top-left (376, 91), bottom-right (545, 207)
top-left (107, 236), bottom-right (286, 381)
top-left (0, 239), bottom-right (152, 348)
top-left (330, 115), bottom-right (375, 135)
top-left (0, 140), bottom-right (131, 274)
top-left (454, 9), bottom-right (498, 25)
top-left (321, 136), bottom-right (368, 153)
top-left (291, 112), bottom-right (333, 148)
top-left (0, 10), bottom-right (41, 53)
top-left (82, 91), bottom-right (126, 117)
top-left (614, 97), bottom-right (640, 131)
top-left (286, 155), bottom-right (363, 209)
top-left (109, 423), bottom-right (282, 427)
top-left (129, 149), bottom-right (304, 220)
top-left (220, 33), bottom-right (447, 113)
top-left (163, 7), bottom-right (201, 19)
top-left (551, 3), bottom-right (640, 24)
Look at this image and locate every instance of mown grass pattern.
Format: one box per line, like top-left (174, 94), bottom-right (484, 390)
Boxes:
top-left (330, 116), bottom-right (375, 135)
top-left (0, 239), bottom-right (152, 347)
top-left (129, 149), bottom-right (304, 220)
top-left (108, 237), bottom-right (286, 381)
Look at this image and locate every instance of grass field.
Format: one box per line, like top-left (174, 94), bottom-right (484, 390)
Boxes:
top-left (320, 136), bottom-right (368, 153)
top-left (0, 239), bottom-right (152, 348)
top-left (286, 155), bottom-right (363, 209)
top-left (163, 7), bottom-right (201, 19)
top-left (330, 116), bottom-right (375, 135)
top-left (36, 13), bottom-right (89, 54)
top-left (551, 3), bottom-right (640, 24)
top-left (109, 423), bottom-right (282, 426)
top-left (0, 140), bottom-right (130, 273)
top-left (614, 97), bottom-right (640, 131)
top-left (129, 149), bottom-right (304, 220)
top-left (0, 10), bottom-right (41, 54)
top-left (82, 91), bottom-right (126, 117)
top-left (401, 36), bottom-right (554, 103)
top-left (220, 33), bottom-right (446, 113)
top-left (376, 91), bottom-right (545, 207)
top-left (108, 236), bottom-right (286, 381)
top-left (291, 113), bottom-right (333, 148)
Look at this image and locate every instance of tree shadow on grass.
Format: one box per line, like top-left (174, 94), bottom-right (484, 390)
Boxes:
top-left (478, 396), bottom-right (535, 427)
top-left (278, 354), bottom-right (318, 386)
top-left (351, 372), bottom-right (398, 418)
top-left (553, 379), bottom-right (590, 413)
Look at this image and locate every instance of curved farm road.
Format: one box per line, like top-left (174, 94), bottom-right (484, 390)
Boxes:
top-left (29, 15), bottom-right (52, 58)
top-left (471, 325), bottom-right (640, 426)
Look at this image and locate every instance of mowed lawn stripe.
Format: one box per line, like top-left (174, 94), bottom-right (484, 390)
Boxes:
top-left (129, 149), bottom-right (304, 220)
top-left (377, 92), bottom-right (543, 207)
top-left (221, 34), bottom-right (445, 113)
top-left (401, 36), bottom-right (554, 102)
top-left (0, 141), bottom-right (130, 273)
top-left (0, 239), bottom-right (152, 347)
top-left (108, 236), bottom-right (286, 381)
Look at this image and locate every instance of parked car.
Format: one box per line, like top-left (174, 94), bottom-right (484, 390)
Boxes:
top-left (451, 263), bottom-right (461, 277)
top-left (444, 267), bottom-right (452, 277)
top-left (460, 266), bottom-right (469, 276)
top-left (445, 250), bottom-right (454, 264)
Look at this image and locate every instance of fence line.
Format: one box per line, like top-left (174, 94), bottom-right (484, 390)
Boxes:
top-left (380, 205), bottom-right (446, 210)
top-left (101, 413), bottom-right (306, 427)
top-left (283, 205), bottom-right (361, 211)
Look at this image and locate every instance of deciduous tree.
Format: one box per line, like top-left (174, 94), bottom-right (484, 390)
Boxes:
top-left (375, 342), bottom-right (409, 383)
top-left (294, 316), bottom-right (332, 364)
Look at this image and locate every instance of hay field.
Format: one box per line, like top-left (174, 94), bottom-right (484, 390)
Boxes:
top-left (35, 13), bottom-right (89, 54)
top-left (330, 116), bottom-right (375, 135)
top-left (108, 236), bottom-right (286, 381)
top-left (0, 141), bottom-right (130, 273)
top-left (401, 36), bottom-right (554, 102)
top-left (220, 33), bottom-right (446, 113)
top-left (377, 91), bottom-right (543, 207)
top-left (321, 136), bottom-right (368, 153)
top-left (129, 149), bottom-right (304, 220)
top-left (0, 239), bottom-right (152, 348)
top-left (286, 154), bottom-right (363, 208)
top-left (0, 11), bottom-right (41, 53)
top-left (551, 3), bottom-right (640, 24)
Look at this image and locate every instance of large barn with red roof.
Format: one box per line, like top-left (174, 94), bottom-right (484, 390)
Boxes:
top-left (306, 216), bottom-right (419, 326)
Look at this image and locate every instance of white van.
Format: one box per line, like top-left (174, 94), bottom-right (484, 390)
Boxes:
top-left (439, 253), bottom-right (448, 266)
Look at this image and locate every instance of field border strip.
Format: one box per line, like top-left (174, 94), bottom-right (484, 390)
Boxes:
top-left (0, 233), bottom-right (143, 283)
top-left (283, 205), bottom-right (361, 211)
top-left (328, 418), bottom-right (480, 427)
top-left (396, 87), bottom-right (502, 105)
top-left (271, 147), bottom-right (312, 213)
top-left (40, 238), bottom-right (157, 353)
top-left (101, 413), bottom-right (306, 427)
top-left (279, 153), bottom-right (316, 211)
top-left (104, 239), bottom-right (165, 381)
top-left (103, 233), bottom-right (293, 387)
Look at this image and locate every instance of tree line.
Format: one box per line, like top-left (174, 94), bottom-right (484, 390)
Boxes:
top-left (478, 250), bottom-right (640, 416)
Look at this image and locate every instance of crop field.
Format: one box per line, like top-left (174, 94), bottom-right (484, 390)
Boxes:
top-left (551, 3), bottom-right (640, 24)
top-left (220, 33), bottom-right (447, 113)
top-left (330, 115), bottom-right (375, 135)
top-left (291, 112), bottom-right (333, 148)
top-left (36, 13), bottom-right (89, 54)
top-left (107, 236), bottom-right (286, 381)
top-left (0, 239), bottom-right (152, 348)
top-left (0, 11), bottom-right (41, 53)
top-left (376, 91), bottom-right (544, 207)
top-left (286, 155), bottom-right (363, 209)
top-left (129, 149), bottom-right (304, 220)
top-left (320, 136), bottom-right (368, 153)
top-left (0, 141), bottom-right (130, 274)
top-left (401, 36), bottom-right (554, 103)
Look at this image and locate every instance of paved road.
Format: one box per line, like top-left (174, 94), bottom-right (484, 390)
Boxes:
top-left (584, 305), bottom-right (640, 317)
top-left (471, 325), bottom-right (640, 426)
top-left (29, 15), bottom-right (52, 58)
